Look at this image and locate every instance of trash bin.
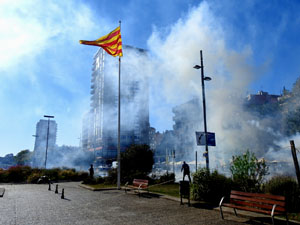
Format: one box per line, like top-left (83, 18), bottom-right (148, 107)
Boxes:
top-left (179, 181), bottom-right (190, 206)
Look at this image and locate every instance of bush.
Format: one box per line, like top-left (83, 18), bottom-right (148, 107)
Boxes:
top-left (104, 169), bottom-right (117, 184)
top-left (82, 176), bottom-right (104, 185)
top-left (76, 171), bottom-right (89, 181)
top-left (120, 144), bottom-right (154, 183)
top-left (0, 166), bottom-right (89, 183)
top-left (230, 150), bottom-right (268, 192)
top-left (43, 168), bottom-right (60, 181)
top-left (82, 177), bottom-right (96, 184)
top-left (7, 166), bottom-right (31, 183)
top-left (27, 172), bottom-right (42, 183)
top-left (0, 168), bottom-right (8, 183)
top-left (265, 176), bottom-right (300, 212)
top-left (58, 169), bottom-right (76, 180)
top-left (192, 168), bottom-right (232, 205)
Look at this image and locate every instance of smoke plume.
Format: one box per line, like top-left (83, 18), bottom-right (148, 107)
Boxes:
top-left (146, 2), bottom-right (300, 175)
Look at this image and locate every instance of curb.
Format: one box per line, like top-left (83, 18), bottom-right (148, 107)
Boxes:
top-left (78, 184), bottom-right (118, 191)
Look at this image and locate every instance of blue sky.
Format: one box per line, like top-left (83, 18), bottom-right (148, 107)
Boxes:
top-left (1, 0), bottom-right (300, 156)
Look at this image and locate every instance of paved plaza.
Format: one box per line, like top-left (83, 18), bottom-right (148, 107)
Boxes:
top-left (0, 182), bottom-right (294, 225)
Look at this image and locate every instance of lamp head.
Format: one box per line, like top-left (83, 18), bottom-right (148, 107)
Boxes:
top-left (193, 65), bottom-right (201, 69)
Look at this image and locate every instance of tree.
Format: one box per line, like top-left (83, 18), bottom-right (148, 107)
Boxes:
top-left (120, 144), bottom-right (154, 182)
top-left (107, 144), bottom-right (154, 184)
top-left (230, 150), bottom-right (269, 192)
top-left (192, 168), bottom-right (232, 204)
top-left (15, 150), bottom-right (32, 166)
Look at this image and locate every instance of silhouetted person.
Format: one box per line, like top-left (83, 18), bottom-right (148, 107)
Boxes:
top-left (89, 164), bottom-right (94, 178)
top-left (181, 161), bottom-right (191, 183)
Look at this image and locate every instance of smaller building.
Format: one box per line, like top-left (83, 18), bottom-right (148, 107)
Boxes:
top-left (149, 127), bottom-right (163, 151)
top-left (32, 119), bottom-right (57, 168)
top-left (246, 91), bottom-right (280, 105)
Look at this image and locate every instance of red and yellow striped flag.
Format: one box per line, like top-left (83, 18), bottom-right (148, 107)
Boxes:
top-left (79, 26), bottom-right (123, 57)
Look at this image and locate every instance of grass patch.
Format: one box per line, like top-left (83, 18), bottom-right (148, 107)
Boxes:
top-left (149, 183), bottom-right (180, 198)
top-left (85, 183), bottom-right (116, 189)
top-left (287, 213), bottom-right (300, 222)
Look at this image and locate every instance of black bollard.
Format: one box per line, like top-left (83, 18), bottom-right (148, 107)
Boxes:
top-left (61, 188), bottom-right (64, 199)
top-left (48, 183), bottom-right (51, 191)
top-left (55, 184), bottom-right (58, 194)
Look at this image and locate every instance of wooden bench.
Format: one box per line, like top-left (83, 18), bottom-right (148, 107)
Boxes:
top-left (219, 190), bottom-right (288, 225)
top-left (125, 179), bottom-right (149, 196)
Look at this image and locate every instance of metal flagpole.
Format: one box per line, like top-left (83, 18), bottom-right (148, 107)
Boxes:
top-left (117, 21), bottom-right (121, 189)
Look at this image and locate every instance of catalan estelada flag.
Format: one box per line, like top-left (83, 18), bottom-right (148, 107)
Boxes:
top-left (79, 26), bottom-right (123, 57)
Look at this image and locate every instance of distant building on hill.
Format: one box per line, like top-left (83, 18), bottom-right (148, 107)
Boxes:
top-left (246, 91), bottom-right (280, 105)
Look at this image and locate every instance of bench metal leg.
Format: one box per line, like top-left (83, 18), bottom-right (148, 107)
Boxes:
top-left (219, 197), bottom-right (225, 219)
top-left (233, 208), bottom-right (237, 217)
top-left (219, 206), bottom-right (224, 219)
top-left (271, 204), bottom-right (277, 225)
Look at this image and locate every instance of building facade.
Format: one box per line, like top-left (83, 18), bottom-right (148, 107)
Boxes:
top-left (246, 91), bottom-right (280, 105)
top-left (82, 46), bottom-right (150, 165)
top-left (33, 119), bottom-right (57, 167)
top-left (153, 98), bottom-right (202, 163)
top-left (172, 98), bottom-right (202, 161)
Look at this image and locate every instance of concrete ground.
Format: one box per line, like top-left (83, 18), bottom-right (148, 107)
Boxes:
top-left (0, 182), bottom-right (295, 225)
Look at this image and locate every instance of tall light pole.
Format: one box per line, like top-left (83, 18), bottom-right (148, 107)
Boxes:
top-left (44, 115), bottom-right (54, 169)
top-left (194, 50), bottom-right (211, 170)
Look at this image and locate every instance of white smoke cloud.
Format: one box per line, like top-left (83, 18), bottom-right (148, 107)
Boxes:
top-left (146, 1), bottom-right (299, 174)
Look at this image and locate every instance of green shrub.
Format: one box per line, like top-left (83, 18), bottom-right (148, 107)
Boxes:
top-left (7, 166), bottom-right (32, 183)
top-left (192, 168), bottom-right (232, 205)
top-left (265, 176), bottom-right (300, 212)
top-left (104, 169), bottom-right (117, 184)
top-left (75, 171), bottom-right (89, 181)
top-left (27, 172), bottom-right (42, 183)
top-left (43, 168), bottom-right (60, 181)
top-left (58, 169), bottom-right (76, 180)
top-left (230, 150), bottom-right (268, 192)
top-left (0, 166), bottom-right (88, 183)
top-left (95, 176), bottom-right (104, 184)
top-left (0, 168), bottom-right (8, 182)
top-left (82, 177), bottom-right (96, 184)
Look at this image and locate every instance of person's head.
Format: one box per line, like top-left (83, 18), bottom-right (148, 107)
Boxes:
top-left (91, 164), bottom-right (93, 167)
top-left (183, 161), bottom-right (186, 164)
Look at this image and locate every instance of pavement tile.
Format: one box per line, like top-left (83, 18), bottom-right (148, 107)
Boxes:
top-left (0, 182), bottom-right (296, 225)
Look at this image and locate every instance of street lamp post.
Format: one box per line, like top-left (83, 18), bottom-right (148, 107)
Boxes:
top-left (194, 50), bottom-right (211, 170)
top-left (44, 115), bottom-right (54, 169)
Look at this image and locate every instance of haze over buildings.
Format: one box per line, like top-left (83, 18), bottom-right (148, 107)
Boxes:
top-left (1, 0), bottom-right (300, 179)
top-left (81, 46), bottom-right (150, 165)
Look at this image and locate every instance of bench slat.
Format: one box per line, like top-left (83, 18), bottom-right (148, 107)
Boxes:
top-left (230, 199), bottom-right (286, 212)
top-left (231, 190), bottom-right (285, 201)
top-left (230, 194), bottom-right (285, 207)
top-left (132, 179), bottom-right (149, 189)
